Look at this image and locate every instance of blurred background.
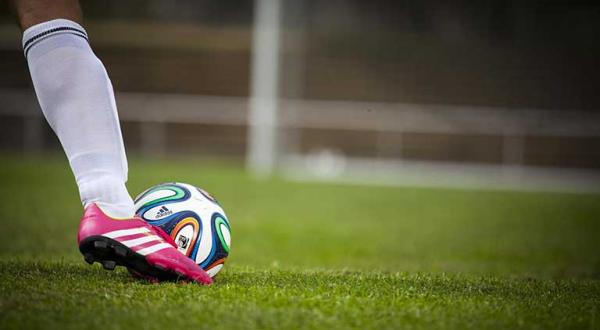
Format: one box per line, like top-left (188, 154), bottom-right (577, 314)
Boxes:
top-left (1, 3), bottom-right (600, 327)
top-left (0, 0), bottom-right (599, 285)
top-left (1, 0), bottom-right (600, 191)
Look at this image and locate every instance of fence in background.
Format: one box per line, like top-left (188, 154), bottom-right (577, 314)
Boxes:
top-left (2, 88), bottom-right (600, 192)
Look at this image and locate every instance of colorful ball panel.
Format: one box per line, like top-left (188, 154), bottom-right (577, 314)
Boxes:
top-left (134, 182), bottom-right (231, 278)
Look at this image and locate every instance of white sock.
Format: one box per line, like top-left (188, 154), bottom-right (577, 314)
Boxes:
top-left (23, 19), bottom-right (134, 218)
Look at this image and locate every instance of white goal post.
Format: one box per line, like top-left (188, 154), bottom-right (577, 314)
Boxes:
top-left (246, 0), bottom-right (282, 177)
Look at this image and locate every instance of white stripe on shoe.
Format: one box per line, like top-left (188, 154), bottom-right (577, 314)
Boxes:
top-left (103, 227), bottom-right (150, 239)
top-left (120, 235), bottom-right (162, 248)
top-left (136, 243), bottom-right (172, 256)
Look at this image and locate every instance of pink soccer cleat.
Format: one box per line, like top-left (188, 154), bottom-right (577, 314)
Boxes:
top-left (77, 203), bottom-right (212, 285)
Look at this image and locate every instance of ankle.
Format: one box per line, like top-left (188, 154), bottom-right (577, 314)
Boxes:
top-left (79, 176), bottom-right (134, 218)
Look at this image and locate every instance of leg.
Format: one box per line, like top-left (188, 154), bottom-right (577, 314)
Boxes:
top-left (9, 0), bottom-right (212, 284)
top-left (10, 0), bottom-right (82, 30)
top-left (12, 0), bottom-right (133, 217)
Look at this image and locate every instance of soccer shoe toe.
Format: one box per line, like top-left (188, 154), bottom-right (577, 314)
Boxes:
top-left (145, 249), bottom-right (212, 285)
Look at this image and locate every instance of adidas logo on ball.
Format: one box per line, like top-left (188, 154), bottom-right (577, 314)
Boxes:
top-left (156, 206), bottom-right (173, 218)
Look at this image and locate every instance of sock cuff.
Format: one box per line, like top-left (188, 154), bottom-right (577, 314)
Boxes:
top-left (22, 19), bottom-right (88, 58)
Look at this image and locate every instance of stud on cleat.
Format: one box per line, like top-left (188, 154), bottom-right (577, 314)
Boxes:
top-left (93, 240), bottom-right (108, 249)
top-left (102, 260), bottom-right (116, 270)
top-left (114, 246), bottom-right (128, 257)
top-left (84, 253), bottom-right (94, 265)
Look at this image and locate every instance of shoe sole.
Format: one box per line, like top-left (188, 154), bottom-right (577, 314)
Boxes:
top-left (79, 235), bottom-right (189, 282)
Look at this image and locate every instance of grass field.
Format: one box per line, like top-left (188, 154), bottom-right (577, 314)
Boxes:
top-left (0, 154), bottom-right (599, 329)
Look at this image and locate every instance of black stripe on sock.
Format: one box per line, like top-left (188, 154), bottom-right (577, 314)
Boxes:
top-left (24, 32), bottom-right (88, 58)
top-left (23, 26), bottom-right (87, 49)
top-left (23, 27), bottom-right (88, 58)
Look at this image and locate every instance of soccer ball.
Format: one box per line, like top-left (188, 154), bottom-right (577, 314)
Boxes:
top-left (133, 182), bottom-right (231, 277)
